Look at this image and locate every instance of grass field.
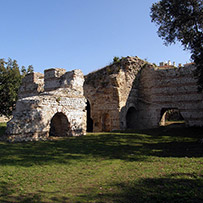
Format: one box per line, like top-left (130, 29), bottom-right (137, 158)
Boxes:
top-left (0, 122), bottom-right (203, 202)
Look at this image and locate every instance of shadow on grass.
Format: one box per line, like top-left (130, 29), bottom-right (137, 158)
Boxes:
top-left (79, 173), bottom-right (203, 203)
top-left (0, 181), bottom-right (70, 202)
top-left (130, 125), bottom-right (203, 139)
top-left (0, 125), bottom-right (202, 167)
top-left (0, 181), bottom-right (42, 202)
top-left (0, 123), bottom-right (6, 140)
top-left (1, 173), bottom-right (202, 203)
top-left (0, 134), bottom-right (147, 167)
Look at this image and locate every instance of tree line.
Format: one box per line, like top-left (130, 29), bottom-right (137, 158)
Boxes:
top-left (0, 58), bottom-right (34, 117)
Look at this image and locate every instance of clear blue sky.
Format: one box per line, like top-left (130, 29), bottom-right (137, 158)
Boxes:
top-left (0, 0), bottom-right (191, 75)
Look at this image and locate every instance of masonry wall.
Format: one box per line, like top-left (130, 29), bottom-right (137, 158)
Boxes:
top-left (137, 64), bottom-right (203, 128)
top-left (84, 57), bottom-right (146, 132)
top-left (5, 57), bottom-right (203, 140)
top-left (85, 57), bottom-right (203, 132)
top-left (6, 69), bottom-right (86, 142)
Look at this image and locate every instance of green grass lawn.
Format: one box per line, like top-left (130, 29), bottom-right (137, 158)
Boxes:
top-left (0, 123), bottom-right (203, 203)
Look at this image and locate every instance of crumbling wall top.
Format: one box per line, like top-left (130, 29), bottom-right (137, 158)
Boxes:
top-left (44, 68), bottom-right (84, 92)
top-left (19, 68), bottom-right (84, 97)
top-left (18, 72), bottom-right (44, 98)
top-left (84, 56), bottom-right (145, 88)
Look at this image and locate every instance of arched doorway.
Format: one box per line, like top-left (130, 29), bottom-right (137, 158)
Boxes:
top-left (159, 108), bottom-right (185, 127)
top-left (49, 112), bottom-right (70, 136)
top-left (126, 107), bottom-right (137, 129)
top-left (86, 100), bottom-right (93, 132)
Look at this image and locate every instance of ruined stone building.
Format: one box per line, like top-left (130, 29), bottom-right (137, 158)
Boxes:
top-left (6, 69), bottom-right (86, 141)
top-left (84, 57), bottom-right (203, 132)
top-left (5, 56), bottom-right (203, 141)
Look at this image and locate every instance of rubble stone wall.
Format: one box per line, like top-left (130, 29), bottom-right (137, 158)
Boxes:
top-left (84, 57), bottom-right (203, 131)
top-left (6, 69), bottom-right (86, 142)
top-left (5, 57), bottom-right (203, 140)
top-left (137, 64), bottom-right (203, 128)
top-left (84, 57), bottom-right (146, 132)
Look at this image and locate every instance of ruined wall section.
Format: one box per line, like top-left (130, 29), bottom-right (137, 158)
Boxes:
top-left (6, 69), bottom-right (86, 142)
top-left (117, 57), bottom-right (146, 130)
top-left (84, 56), bottom-right (145, 132)
top-left (84, 63), bottom-right (120, 132)
top-left (138, 64), bottom-right (203, 128)
top-left (18, 72), bottom-right (44, 98)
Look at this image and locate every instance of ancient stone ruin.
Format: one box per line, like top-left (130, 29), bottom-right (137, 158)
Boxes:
top-left (84, 56), bottom-right (203, 132)
top-left (6, 68), bottom-right (86, 142)
top-left (5, 56), bottom-right (203, 141)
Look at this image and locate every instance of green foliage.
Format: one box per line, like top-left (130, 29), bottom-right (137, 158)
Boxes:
top-left (151, 0), bottom-right (203, 90)
top-left (20, 66), bottom-right (26, 76)
top-left (0, 58), bottom-right (22, 117)
top-left (0, 125), bottom-right (202, 202)
top-left (113, 56), bottom-right (120, 63)
top-left (112, 56), bottom-right (126, 64)
top-left (27, 65), bottom-right (34, 74)
top-left (0, 58), bottom-right (34, 117)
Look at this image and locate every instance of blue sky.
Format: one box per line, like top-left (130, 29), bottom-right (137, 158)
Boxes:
top-left (0, 0), bottom-right (191, 74)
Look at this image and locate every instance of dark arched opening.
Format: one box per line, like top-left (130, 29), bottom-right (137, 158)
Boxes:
top-left (159, 108), bottom-right (185, 127)
top-left (86, 100), bottom-right (93, 132)
top-left (126, 107), bottom-right (137, 129)
top-left (50, 112), bottom-right (70, 137)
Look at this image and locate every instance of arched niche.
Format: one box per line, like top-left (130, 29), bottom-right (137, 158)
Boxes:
top-left (86, 99), bottom-right (93, 132)
top-left (126, 107), bottom-right (137, 130)
top-left (159, 108), bottom-right (185, 127)
top-left (102, 113), bottom-right (111, 132)
top-left (49, 112), bottom-right (70, 137)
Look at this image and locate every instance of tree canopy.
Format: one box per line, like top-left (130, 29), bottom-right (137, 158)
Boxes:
top-left (0, 58), bottom-right (34, 117)
top-left (150, 0), bottom-right (203, 90)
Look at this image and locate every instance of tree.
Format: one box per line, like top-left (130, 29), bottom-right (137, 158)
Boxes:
top-left (27, 65), bottom-right (34, 74)
top-left (0, 58), bottom-right (34, 117)
top-left (21, 66), bottom-right (26, 76)
top-left (150, 0), bottom-right (203, 90)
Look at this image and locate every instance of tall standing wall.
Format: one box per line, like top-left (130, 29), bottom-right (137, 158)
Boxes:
top-left (84, 57), bottom-right (146, 132)
top-left (137, 64), bottom-right (203, 128)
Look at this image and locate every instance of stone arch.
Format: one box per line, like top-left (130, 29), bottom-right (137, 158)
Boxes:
top-left (49, 112), bottom-right (71, 137)
top-left (126, 106), bottom-right (137, 129)
top-left (86, 99), bottom-right (93, 132)
top-left (102, 113), bottom-right (111, 132)
top-left (159, 108), bottom-right (185, 126)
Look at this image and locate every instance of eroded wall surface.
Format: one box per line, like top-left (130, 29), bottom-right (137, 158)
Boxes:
top-left (84, 57), bottom-right (146, 132)
top-left (6, 69), bottom-right (86, 142)
top-left (5, 57), bottom-right (203, 139)
top-left (84, 57), bottom-right (203, 131)
top-left (137, 64), bottom-right (203, 128)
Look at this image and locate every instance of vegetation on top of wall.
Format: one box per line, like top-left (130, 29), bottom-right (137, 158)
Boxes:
top-left (85, 56), bottom-right (147, 88)
top-left (84, 57), bottom-right (126, 87)
top-left (110, 56), bottom-right (126, 65)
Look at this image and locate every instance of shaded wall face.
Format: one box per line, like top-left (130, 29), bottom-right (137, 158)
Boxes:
top-left (84, 84), bottom-right (120, 132)
top-left (126, 107), bottom-right (137, 129)
top-left (101, 113), bottom-right (111, 132)
top-left (84, 59), bottom-right (203, 131)
top-left (136, 65), bottom-right (203, 129)
top-left (84, 57), bottom-right (146, 132)
top-left (86, 100), bottom-right (93, 132)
